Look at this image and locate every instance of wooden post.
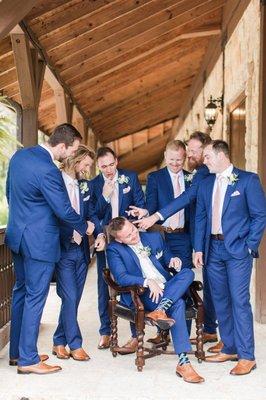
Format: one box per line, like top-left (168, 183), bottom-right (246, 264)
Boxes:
top-left (11, 26), bottom-right (45, 147)
top-left (256, 0), bottom-right (266, 324)
top-left (72, 105), bottom-right (87, 142)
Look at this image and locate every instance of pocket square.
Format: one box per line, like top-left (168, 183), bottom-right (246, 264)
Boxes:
top-left (231, 190), bottom-right (240, 197)
top-left (123, 186), bottom-right (131, 194)
top-left (83, 194), bottom-right (90, 201)
top-left (155, 251), bottom-right (163, 259)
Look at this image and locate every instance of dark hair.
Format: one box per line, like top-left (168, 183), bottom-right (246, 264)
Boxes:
top-left (211, 140), bottom-right (230, 157)
top-left (96, 146), bottom-right (116, 160)
top-left (108, 217), bottom-right (127, 238)
top-left (187, 131), bottom-right (212, 146)
top-left (48, 123), bottom-right (82, 147)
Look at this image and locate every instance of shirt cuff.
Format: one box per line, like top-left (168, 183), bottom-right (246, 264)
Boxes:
top-left (143, 279), bottom-right (149, 287)
top-left (156, 212), bottom-right (163, 221)
top-left (103, 195), bottom-right (110, 203)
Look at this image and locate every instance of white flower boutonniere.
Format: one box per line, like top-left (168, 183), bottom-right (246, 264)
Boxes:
top-left (227, 173), bottom-right (239, 186)
top-left (184, 170), bottom-right (196, 184)
top-left (137, 245), bottom-right (151, 258)
top-left (117, 174), bottom-right (129, 185)
top-left (79, 181), bottom-right (89, 194)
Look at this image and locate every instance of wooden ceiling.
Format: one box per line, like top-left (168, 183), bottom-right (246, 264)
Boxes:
top-left (0, 0), bottom-right (227, 173)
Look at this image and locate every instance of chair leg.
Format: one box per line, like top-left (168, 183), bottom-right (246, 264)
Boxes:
top-left (195, 317), bottom-right (205, 362)
top-left (109, 300), bottom-right (118, 357)
top-left (135, 310), bottom-right (145, 372)
top-left (161, 330), bottom-right (169, 351)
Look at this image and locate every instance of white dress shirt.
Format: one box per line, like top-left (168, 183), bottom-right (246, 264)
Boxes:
top-left (162, 168), bottom-right (185, 228)
top-left (129, 242), bottom-right (166, 289)
top-left (211, 164), bottom-right (233, 234)
top-left (103, 170), bottom-right (119, 204)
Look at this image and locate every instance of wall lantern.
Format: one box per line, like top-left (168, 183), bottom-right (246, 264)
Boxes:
top-left (204, 95), bottom-right (224, 131)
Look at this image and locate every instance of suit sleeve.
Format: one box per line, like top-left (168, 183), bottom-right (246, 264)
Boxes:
top-left (85, 197), bottom-right (103, 237)
top-left (161, 237), bottom-right (173, 269)
top-left (131, 172), bottom-right (146, 208)
top-left (106, 246), bottom-right (145, 287)
top-left (145, 173), bottom-right (158, 215)
top-left (158, 168), bottom-right (207, 220)
top-left (194, 185), bottom-right (207, 253)
top-left (245, 174), bottom-right (266, 252)
top-left (40, 168), bottom-right (87, 235)
top-left (5, 165), bottom-right (10, 205)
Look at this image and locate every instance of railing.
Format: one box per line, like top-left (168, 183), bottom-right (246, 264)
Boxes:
top-left (0, 228), bottom-right (15, 329)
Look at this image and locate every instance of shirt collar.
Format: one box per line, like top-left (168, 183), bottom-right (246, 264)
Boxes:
top-left (103, 170), bottom-right (118, 182)
top-left (167, 168), bottom-right (183, 180)
top-left (216, 164), bottom-right (233, 179)
top-left (40, 144), bottom-right (55, 161)
top-left (62, 171), bottom-right (78, 186)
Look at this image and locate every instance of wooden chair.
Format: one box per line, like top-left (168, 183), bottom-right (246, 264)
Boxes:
top-left (103, 268), bottom-right (205, 371)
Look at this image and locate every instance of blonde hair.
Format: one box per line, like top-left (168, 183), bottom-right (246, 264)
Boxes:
top-left (165, 140), bottom-right (186, 152)
top-left (61, 144), bottom-right (95, 177)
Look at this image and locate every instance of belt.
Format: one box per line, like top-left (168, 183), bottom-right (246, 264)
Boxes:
top-left (211, 234), bottom-right (224, 241)
top-left (161, 227), bottom-right (186, 234)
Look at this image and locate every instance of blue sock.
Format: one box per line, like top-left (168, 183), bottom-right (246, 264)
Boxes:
top-left (156, 297), bottom-right (173, 312)
top-left (178, 352), bottom-right (190, 366)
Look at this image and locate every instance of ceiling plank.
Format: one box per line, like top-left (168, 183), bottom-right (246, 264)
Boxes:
top-left (0, 0), bottom-right (36, 41)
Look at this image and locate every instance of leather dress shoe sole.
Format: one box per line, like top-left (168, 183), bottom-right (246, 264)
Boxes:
top-left (147, 318), bottom-right (174, 331)
top-left (205, 355), bottom-right (238, 363)
top-left (230, 363), bottom-right (257, 376)
top-left (17, 368), bottom-right (60, 375)
top-left (97, 344), bottom-right (110, 350)
top-left (176, 371), bottom-right (205, 384)
top-left (69, 354), bottom-right (90, 362)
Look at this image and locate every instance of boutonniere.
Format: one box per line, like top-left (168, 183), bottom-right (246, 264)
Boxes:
top-left (137, 245), bottom-right (151, 258)
top-left (227, 173), bottom-right (239, 186)
top-left (184, 171), bottom-right (196, 184)
top-left (79, 181), bottom-right (89, 194)
top-left (117, 174), bottom-right (130, 185)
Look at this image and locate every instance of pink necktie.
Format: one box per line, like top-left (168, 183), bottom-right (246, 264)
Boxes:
top-left (69, 182), bottom-right (82, 245)
top-left (168, 174), bottom-right (181, 230)
top-left (110, 180), bottom-right (119, 219)
top-left (212, 175), bottom-right (225, 234)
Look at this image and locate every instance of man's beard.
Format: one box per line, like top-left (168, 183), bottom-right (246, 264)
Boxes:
top-left (188, 158), bottom-right (201, 171)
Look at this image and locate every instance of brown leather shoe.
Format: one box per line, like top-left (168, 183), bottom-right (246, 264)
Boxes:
top-left (147, 333), bottom-right (171, 345)
top-left (176, 363), bottom-right (205, 383)
top-left (9, 354), bottom-right (49, 366)
top-left (205, 352), bottom-right (238, 363)
top-left (17, 362), bottom-right (62, 375)
top-left (146, 310), bottom-right (175, 330)
top-left (208, 341), bottom-right (224, 353)
top-left (190, 332), bottom-right (218, 345)
top-left (98, 335), bottom-right (110, 350)
top-left (70, 348), bottom-right (90, 361)
top-left (230, 359), bottom-right (256, 375)
top-left (52, 345), bottom-right (70, 359)
top-left (117, 338), bottom-right (138, 355)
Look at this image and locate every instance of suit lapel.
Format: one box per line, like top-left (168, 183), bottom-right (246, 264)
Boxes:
top-left (163, 168), bottom-right (174, 199)
top-left (222, 167), bottom-right (240, 216)
top-left (78, 186), bottom-right (84, 217)
top-left (208, 175), bottom-right (216, 221)
top-left (124, 244), bottom-right (143, 273)
top-left (140, 233), bottom-right (168, 278)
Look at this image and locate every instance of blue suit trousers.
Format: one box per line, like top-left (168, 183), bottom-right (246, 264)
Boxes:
top-left (96, 251), bottom-right (111, 335)
top-left (10, 239), bottom-right (54, 366)
top-left (206, 239), bottom-right (254, 360)
top-left (53, 243), bottom-right (88, 350)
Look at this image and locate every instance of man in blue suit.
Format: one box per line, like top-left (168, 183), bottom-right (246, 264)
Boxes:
top-left (52, 145), bottom-right (105, 361)
top-left (5, 124), bottom-right (91, 375)
top-left (90, 147), bottom-right (146, 350)
top-left (135, 132), bottom-right (219, 347)
top-left (106, 217), bottom-right (204, 384)
top-left (194, 140), bottom-right (266, 375)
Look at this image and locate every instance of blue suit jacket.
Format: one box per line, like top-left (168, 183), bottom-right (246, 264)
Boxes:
top-left (58, 179), bottom-right (102, 264)
top-left (194, 167), bottom-right (266, 261)
top-left (90, 168), bottom-right (145, 226)
top-left (106, 231), bottom-right (173, 307)
top-left (146, 167), bottom-right (191, 229)
top-left (5, 146), bottom-right (87, 263)
top-left (156, 165), bottom-right (210, 245)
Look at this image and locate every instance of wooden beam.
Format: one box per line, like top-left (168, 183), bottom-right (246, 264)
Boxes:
top-left (72, 105), bottom-right (87, 142)
top-left (0, 0), bottom-right (36, 40)
top-left (54, 87), bottom-right (72, 125)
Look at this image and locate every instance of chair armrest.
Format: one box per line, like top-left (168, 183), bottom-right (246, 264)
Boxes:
top-left (189, 280), bottom-right (203, 308)
top-left (103, 268), bottom-right (146, 295)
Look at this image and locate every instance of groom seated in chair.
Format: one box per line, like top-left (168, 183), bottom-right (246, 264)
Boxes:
top-left (106, 217), bottom-right (204, 384)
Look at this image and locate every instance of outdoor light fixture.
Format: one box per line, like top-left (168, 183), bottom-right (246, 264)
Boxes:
top-left (204, 95), bottom-right (224, 131)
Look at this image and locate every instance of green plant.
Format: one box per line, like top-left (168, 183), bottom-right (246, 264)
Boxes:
top-left (0, 96), bottom-right (22, 161)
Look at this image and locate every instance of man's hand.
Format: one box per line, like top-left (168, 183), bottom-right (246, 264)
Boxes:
top-left (193, 252), bottom-right (204, 268)
top-left (86, 221), bottom-right (95, 235)
top-left (102, 181), bottom-right (115, 198)
top-left (94, 234), bottom-right (106, 252)
top-left (169, 257), bottom-right (182, 272)
top-left (126, 206), bottom-right (148, 219)
top-left (133, 213), bottom-right (159, 229)
top-left (146, 279), bottom-right (164, 303)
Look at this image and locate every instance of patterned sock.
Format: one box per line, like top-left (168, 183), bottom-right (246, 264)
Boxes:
top-left (156, 297), bottom-right (173, 312)
top-left (178, 352), bottom-right (190, 366)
